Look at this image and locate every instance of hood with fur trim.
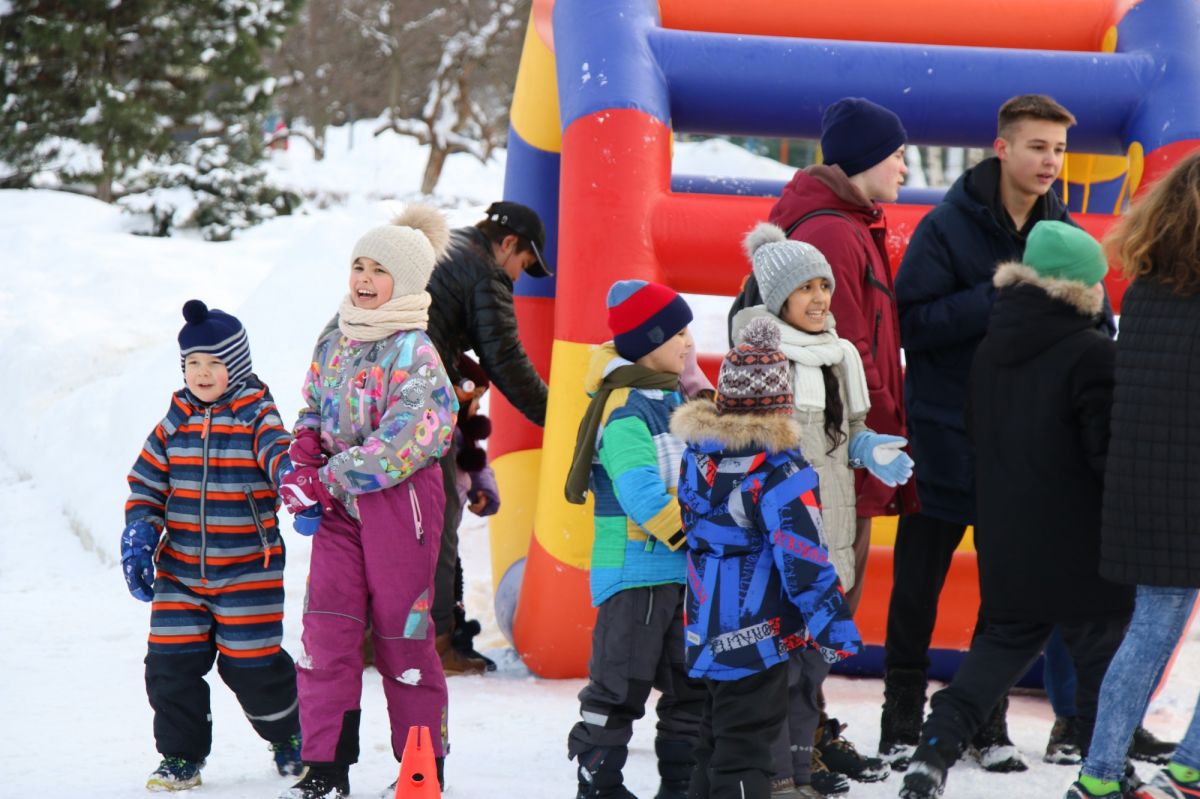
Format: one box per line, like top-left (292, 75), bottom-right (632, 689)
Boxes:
top-left (986, 261), bottom-right (1109, 367)
top-left (670, 398), bottom-right (801, 454)
top-left (993, 262), bottom-right (1103, 317)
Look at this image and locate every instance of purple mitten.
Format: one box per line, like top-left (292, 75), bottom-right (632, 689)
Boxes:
top-left (279, 466), bottom-right (336, 514)
top-left (289, 427), bottom-right (327, 468)
top-left (468, 465), bottom-right (500, 517)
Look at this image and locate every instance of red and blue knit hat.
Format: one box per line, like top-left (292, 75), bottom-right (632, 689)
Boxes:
top-left (178, 299), bottom-right (253, 390)
top-left (606, 279), bottom-right (693, 362)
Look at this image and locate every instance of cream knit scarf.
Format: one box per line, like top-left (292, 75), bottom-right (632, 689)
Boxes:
top-left (336, 292), bottom-right (431, 341)
top-left (766, 313), bottom-right (870, 415)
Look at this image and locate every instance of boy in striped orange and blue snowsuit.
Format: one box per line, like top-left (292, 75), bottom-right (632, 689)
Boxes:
top-left (122, 300), bottom-right (302, 791)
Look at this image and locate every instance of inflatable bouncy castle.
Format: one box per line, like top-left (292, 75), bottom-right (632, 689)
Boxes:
top-left (486, 0), bottom-right (1200, 678)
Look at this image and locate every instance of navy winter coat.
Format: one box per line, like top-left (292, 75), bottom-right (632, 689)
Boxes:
top-left (895, 158), bottom-right (1074, 524)
top-left (671, 401), bottom-right (861, 681)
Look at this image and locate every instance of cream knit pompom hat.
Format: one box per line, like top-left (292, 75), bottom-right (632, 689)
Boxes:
top-left (350, 204), bottom-right (451, 299)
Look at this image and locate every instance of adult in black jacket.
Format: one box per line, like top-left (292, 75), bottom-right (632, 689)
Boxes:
top-left (1073, 152), bottom-right (1200, 799)
top-left (899, 221), bottom-right (1132, 799)
top-left (426, 201), bottom-right (551, 675)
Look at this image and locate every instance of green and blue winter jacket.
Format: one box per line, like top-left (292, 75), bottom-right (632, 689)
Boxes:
top-left (586, 344), bottom-right (687, 606)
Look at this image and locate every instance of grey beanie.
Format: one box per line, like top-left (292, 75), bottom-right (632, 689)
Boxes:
top-left (743, 222), bottom-right (836, 316)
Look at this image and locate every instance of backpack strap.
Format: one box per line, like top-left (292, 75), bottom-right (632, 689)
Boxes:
top-left (784, 208), bottom-right (893, 301)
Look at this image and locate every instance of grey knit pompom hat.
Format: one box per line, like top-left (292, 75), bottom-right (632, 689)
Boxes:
top-left (743, 222), bottom-right (835, 316)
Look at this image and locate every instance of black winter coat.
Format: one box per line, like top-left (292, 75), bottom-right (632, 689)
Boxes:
top-left (1101, 279), bottom-right (1200, 587)
top-left (426, 227), bottom-right (547, 426)
top-left (895, 158), bottom-right (1075, 524)
top-left (969, 264), bottom-right (1132, 623)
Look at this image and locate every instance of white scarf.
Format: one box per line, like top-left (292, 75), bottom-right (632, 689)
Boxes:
top-left (734, 306), bottom-right (871, 415)
top-left (336, 292), bottom-right (431, 341)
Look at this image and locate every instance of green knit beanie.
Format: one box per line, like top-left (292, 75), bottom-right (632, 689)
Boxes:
top-left (1023, 221), bottom-right (1108, 286)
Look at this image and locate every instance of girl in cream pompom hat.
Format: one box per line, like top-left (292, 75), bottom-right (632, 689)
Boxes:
top-left (277, 205), bottom-right (459, 798)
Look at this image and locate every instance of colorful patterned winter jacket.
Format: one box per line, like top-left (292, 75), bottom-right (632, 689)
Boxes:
top-left (296, 325), bottom-right (457, 517)
top-left (125, 379), bottom-right (291, 589)
top-left (671, 400), bottom-right (862, 681)
top-left (587, 343), bottom-right (688, 606)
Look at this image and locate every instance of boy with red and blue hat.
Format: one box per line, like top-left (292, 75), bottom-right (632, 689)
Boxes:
top-left (563, 279), bottom-right (706, 799)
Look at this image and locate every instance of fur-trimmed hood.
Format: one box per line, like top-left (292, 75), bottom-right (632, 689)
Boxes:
top-left (993, 261), bottom-right (1103, 317)
top-left (986, 261), bottom-right (1109, 367)
top-left (670, 398), bottom-right (801, 454)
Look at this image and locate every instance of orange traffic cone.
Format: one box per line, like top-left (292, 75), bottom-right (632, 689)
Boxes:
top-left (393, 725), bottom-right (441, 798)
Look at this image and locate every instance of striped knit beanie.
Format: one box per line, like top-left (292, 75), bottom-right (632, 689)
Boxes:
top-left (716, 317), bottom-right (793, 415)
top-left (745, 222), bottom-right (836, 316)
top-left (606, 279), bottom-right (693, 362)
top-left (178, 300), bottom-right (252, 389)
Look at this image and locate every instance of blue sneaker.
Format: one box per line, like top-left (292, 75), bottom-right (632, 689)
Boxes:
top-left (146, 756), bottom-right (202, 791)
top-left (272, 733), bottom-right (304, 776)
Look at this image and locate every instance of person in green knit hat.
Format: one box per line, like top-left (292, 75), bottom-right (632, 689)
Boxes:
top-left (899, 220), bottom-right (1135, 799)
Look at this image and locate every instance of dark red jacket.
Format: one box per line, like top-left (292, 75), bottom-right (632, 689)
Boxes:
top-left (768, 166), bottom-right (917, 517)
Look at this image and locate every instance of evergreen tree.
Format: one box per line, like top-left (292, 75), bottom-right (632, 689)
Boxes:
top-left (0, 0), bottom-right (300, 202)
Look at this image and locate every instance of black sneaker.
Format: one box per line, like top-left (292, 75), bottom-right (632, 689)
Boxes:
top-left (272, 733), bottom-right (304, 777)
top-left (1130, 727), bottom-right (1176, 765)
top-left (810, 750), bottom-right (850, 796)
top-left (968, 697), bottom-right (1028, 773)
top-left (280, 764), bottom-right (350, 799)
top-left (816, 716), bottom-right (890, 782)
top-left (146, 756), bottom-right (203, 791)
top-left (880, 668), bottom-right (926, 771)
top-left (1045, 716), bottom-right (1083, 765)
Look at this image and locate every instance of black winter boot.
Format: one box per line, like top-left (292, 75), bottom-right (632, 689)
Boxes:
top-left (879, 668), bottom-right (926, 771)
top-left (1129, 726), bottom-right (1176, 764)
top-left (899, 734), bottom-right (962, 799)
top-left (576, 747), bottom-right (638, 799)
top-left (815, 715), bottom-right (890, 782)
top-left (968, 696), bottom-right (1028, 773)
top-left (653, 738), bottom-right (693, 799)
top-left (1044, 716), bottom-right (1082, 765)
top-left (281, 763), bottom-right (350, 799)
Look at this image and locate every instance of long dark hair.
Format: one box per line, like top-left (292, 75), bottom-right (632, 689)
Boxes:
top-left (821, 365), bottom-right (847, 454)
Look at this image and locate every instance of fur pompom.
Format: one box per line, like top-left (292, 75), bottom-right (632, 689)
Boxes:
top-left (456, 446), bottom-right (487, 473)
top-left (740, 316), bottom-right (781, 351)
top-left (392, 204), bottom-right (451, 259)
top-left (742, 221), bottom-right (787, 261)
top-left (460, 413), bottom-right (492, 440)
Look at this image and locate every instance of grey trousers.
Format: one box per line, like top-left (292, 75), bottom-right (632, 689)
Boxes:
top-left (770, 647), bottom-right (832, 784)
top-left (567, 583), bottom-right (705, 759)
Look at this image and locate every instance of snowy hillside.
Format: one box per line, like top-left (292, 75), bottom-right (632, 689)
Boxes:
top-left (1, 123), bottom-right (1196, 798)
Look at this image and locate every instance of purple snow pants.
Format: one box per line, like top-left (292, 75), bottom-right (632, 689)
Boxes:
top-left (297, 463), bottom-right (448, 764)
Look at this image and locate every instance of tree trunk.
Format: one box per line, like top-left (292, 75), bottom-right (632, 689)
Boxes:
top-left (96, 172), bottom-right (114, 204)
top-left (421, 144), bottom-right (448, 195)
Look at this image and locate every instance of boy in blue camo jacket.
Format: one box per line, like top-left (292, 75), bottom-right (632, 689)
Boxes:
top-left (672, 317), bottom-right (862, 799)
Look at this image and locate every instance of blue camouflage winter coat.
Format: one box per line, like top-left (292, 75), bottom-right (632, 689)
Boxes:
top-left (671, 400), bottom-right (861, 681)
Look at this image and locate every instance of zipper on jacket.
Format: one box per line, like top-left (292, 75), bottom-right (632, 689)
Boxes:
top-left (408, 483), bottom-right (425, 545)
top-left (864, 267), bottom-right (895, 301)
top-left (199, 407), bottom-right (212, 582)
top-left (644, 590), bottom-right (655, 625)
top-left (243, 485), bottom-right (272, 569)
top-left (872, 310), bottom-right (882, 361)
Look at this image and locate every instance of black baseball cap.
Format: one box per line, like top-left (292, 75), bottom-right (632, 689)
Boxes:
top-left (484, 200), bottom-right (552, 278)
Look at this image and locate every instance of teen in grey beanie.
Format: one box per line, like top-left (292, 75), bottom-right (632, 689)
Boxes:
top-left (743, 222), bottom-right (836, 315)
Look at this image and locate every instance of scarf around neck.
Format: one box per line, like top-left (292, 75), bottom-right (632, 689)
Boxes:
top-left (564, 362), bottom-right (680, 504)
top-left (337, 291), bottom-right (431, 341)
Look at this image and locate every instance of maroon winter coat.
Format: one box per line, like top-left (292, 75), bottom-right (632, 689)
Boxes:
top-left (768, 165), bottom-right (918, 517)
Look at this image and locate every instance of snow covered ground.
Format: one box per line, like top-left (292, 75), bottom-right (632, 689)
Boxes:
top-left (1, 121), bottom-right (1196, 798)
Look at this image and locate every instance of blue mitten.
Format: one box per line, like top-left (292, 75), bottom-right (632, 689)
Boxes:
top-left (121, 520), bottom-right (160, 602)
top-left (294, 505), bottom-right (322, 536)
top-left (848, 432), bottom-right (914, 488)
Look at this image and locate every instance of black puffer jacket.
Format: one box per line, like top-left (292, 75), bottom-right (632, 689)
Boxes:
top-left (1101, 278), bottom-right (1200, 587)
top-left (426, 227), bottom-right (547, 426)
top-left (970, 264), bottom-right (1132, 623)
top-left (896, 158), bottom-right (1077, 524)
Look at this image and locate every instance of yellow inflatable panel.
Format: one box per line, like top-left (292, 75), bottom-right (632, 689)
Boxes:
top-left (533, 339), bottom-right (599, 569)
top-left (511, 13), bottom-right (563, 154)
top-left (870, 516), bottom-right (975, 552)
top-left (489, 448), bottom-right (542, 591)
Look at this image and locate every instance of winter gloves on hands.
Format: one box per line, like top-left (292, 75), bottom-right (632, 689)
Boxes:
top-left (279, 466), bottom-right (336, 516)
top-left (121, 520), bottom-right (159, 602)
top-left (849, 432), bottom-right (914, 488)
top-left (284, 431), bottom-right (330, 534)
